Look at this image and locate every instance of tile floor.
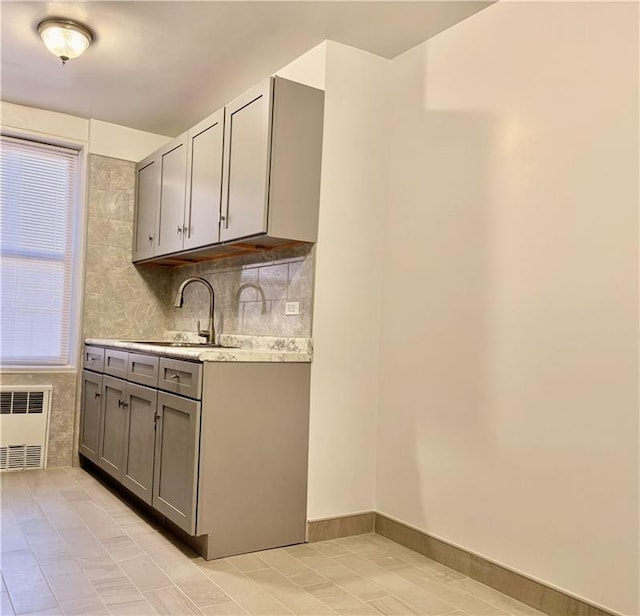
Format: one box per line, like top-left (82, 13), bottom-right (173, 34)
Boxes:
top-left (1, 467), bottom-right (543, 616)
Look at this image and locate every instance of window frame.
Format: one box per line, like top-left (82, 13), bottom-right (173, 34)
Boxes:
top-left (0, 128), bottom-right (88, 372)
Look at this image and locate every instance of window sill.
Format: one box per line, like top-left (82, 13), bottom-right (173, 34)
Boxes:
top-left (0, 365), bottom-right (77, 374)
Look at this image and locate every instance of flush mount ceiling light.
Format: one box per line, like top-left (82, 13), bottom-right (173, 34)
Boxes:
top-left (37, 18), bottom-right (94, 65)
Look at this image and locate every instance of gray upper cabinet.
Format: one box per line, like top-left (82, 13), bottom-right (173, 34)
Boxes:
top-left (132, 76), bottom-right (324, 264)
top-left (184, 109), bottom-right (225, 250)
top-left (221, 77), bottom-right (324, 246)
top-left (220, 79), bottom-right (272, 242)
top-left (133, 135), bottom-right (189, 261)
top-left (156, 135), bottom-right (188, 255)
top-left (133, 158), bottom-right (159, 261)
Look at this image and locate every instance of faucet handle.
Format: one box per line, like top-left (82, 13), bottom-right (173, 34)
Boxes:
top-left (197, 320), bottom-right (209, 342)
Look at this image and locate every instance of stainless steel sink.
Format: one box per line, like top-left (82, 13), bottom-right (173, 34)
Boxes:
top-left (126, 341), bottom-right (232, 348)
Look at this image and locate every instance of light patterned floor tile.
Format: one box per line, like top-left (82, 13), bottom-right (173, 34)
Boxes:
top-left (1, 583), bottom-right (16, 616)
top-left (118, 556), bottom-right (173, 593)
top-left (91, 574), bottom-right (142, 607)
top-left (0, 468), bottom-right (549, 616)
top-left (58, 594), bottom-right (110, 616)
top-left (143, 586), bottom-right (202, 615)
top-left (199, 601), bottom-right (248, 615)
top-left (106, 597), bottom-right (158, 615)
top-left (246, 568), bottom-right (336, 615)
top-left (367, 595), bottom-right (422, 616)
top-left (1, 549), bottom-right (60, 615)
top-left (448, 578), bottom-right (545, 616)
top-left (393, 567), bottom-right (509, 616)
top-left (305, 580), bottom-right (379, 615)
top-left (237, 590), bottom-right (293, 616)
top-left (225, 553), bottom-right (270, 573)
top-left (310, 562), bottom-right (388, 603)
top-left (309, 541), bottom-right (353, 558)
top-left (101, 536), bottom-right (146, 563)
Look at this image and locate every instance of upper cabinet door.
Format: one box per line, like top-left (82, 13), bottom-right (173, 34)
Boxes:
top-left (156, 135), bottom-right (188, 256)
top-left (133, 158), bottom-right (159, 261)
top-left (184, 109), bottom-right (225, 250)
top-left (220, 78), bottom-right (273, 243)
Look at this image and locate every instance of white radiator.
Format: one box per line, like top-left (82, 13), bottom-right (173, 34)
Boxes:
top-left (0, 385), bottom-right (52, 471)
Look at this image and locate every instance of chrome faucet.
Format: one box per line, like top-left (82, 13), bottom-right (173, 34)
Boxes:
top-left (236, 282), bottom-right (268, 314)
top-left (174, 277), bottom-right (216, 344)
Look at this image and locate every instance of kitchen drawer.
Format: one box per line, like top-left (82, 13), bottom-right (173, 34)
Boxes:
top-left (158, 358), bottom-right (202, 399)
top-left (127, 353), bottom-right (159, 388)
top-left (83, 346), bottom-right (105, 372)
top-left (104, 348), bottom-right (128, 379)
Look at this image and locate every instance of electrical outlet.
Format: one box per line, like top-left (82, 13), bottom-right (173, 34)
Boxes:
top-left (285, 301), bottom-right (300, 316)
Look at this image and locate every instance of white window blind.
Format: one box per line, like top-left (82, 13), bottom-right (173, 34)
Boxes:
top-left (0, 136), bottom-right (80, 366)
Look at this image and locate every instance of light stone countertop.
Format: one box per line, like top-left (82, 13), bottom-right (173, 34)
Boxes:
top-left (84, 334), bottom-right (312, 363)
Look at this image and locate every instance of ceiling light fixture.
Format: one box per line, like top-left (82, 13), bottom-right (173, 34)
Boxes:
top-left (37, 18), bottom-right (94, 65)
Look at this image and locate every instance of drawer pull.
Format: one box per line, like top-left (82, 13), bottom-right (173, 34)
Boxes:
top-left (168, 372), bottom-right (180, 381)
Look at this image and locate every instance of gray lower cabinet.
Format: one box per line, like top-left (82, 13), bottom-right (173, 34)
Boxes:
top-left (82, 349), bottom-right (202, 530)
top-left (80, 344), bottom-right (311, 560)
top-left (153, 392), bottom-right (200, 534)
top-left (121, 383), bottom-right (158, 505)
top-left (98, 376), bottom-right (127, 481)
top-left (79, 370), bottom-right (102, 463)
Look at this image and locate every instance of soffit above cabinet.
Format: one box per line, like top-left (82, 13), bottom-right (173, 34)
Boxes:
top-left (1, 1), bottom-right (493, 137)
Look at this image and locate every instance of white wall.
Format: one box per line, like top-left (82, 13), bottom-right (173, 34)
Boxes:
top-left (1, 101), bottom-right (88, 143)
top-left (1, 101), bottom-right (169, 161)
top-left (304, 42), bottom-right (390, 520)
top-left (275, 41), bottom-right (327, 91)
top-left (88, 119), bottom-right (169, 161)
top-left (276, 41), bottom-right (391, 520)
top-left (377, 2), bottom-right (639, 615)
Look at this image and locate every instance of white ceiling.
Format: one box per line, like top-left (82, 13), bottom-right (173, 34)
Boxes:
top-left (1, 1), bottom-right (492, 137)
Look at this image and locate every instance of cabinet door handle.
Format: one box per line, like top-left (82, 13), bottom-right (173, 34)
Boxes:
top-left (118, 399), bottom-right (128, 408)
top-left (94, 392), bottom-right (101, 399)
top-left (177, 226), bottom-right (183, 235)
top-left (148, 234), bottom-right (154, 243)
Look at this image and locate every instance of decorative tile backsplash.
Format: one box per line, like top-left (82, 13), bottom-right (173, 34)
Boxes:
top-left (168, 244), bottom-right (315, 339)
top-left (82, 155), bottom-right (172, 341)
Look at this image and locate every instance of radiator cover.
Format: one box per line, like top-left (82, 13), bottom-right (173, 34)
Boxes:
top-left (0, 386), bottom-right (52, 471)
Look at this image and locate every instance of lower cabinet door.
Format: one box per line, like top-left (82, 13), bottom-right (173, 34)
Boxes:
top-left (153, 392), bottom-right (200, 534)
top-left (121, 383), bottom-right (157, 505)
top-left (98, 376), bottom-right (127, 481)
top-left (79, 370), bottom-right (103, 463)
